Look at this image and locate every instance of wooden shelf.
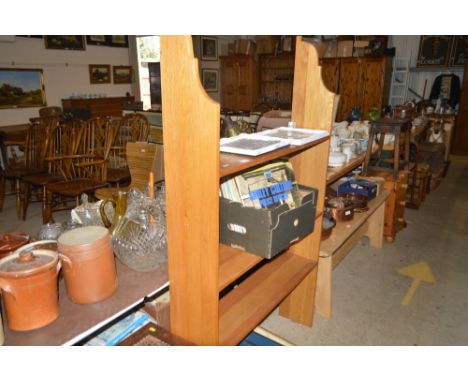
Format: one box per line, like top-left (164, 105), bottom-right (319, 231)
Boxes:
top-left (219, 244), bottom-right (264, 291)
top-left (320, 190), bottom-right (390, 258)
top-left (3, 261), bottom-right (168, 346)
top-left (220, 137), bottom-right (329, 178)
top-left (218, 252), bottom-right (316, 345)
top-left (326, 152), bottom-right (366, 185)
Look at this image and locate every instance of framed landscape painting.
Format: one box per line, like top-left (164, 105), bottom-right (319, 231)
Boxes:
top-left (89, 64), bottom-right (111, 84)
top-left (0, 68), bottom-right (46, 109)
top-left (44, 35), bottom-right (85, 50)
top-left (86, 35), bottom-right (108, 46)
top-left (113, 66), bottom-right (132, 84)
top-left (109, 35), bottom-right (129, 48)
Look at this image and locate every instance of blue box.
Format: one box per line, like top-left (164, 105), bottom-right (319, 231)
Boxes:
top-left (337, 180), bottom-right (377, 200)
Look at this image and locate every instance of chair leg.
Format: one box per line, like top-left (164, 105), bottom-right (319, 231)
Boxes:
top-left (43, 189), bottom-right (53, 224)
top-left (15, 178), bottom-right (22, 219)
top-left (22, 181), bottom-right (30, 220)
top-left (0, 176), bottom-right (5, 211)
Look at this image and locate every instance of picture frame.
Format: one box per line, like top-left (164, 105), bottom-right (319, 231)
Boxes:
top-left (417, 36), bottom-right (453, 67)
top-left (201, 69), bottom-right (218, 92)
top-left (44, 35), bottom-right (85, 50)
top-left (113, 65), bottom-right (132, 84)
top-left (86, 35), bottom-right (108, 46)
top-left (109, 35), bottom-right (129, 48)
top-left (449, 36), bottom-right (468, 67)
top-left (200, 36), bottom-right (218, 61)
top-left (89, 64), bottom-right (111, 84)
top-left (0, 68), bottom-right (47, 109)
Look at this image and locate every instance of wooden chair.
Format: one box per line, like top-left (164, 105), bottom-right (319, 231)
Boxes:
top-left (22, 119), bottom-right (83, 222)
top-left (94, 141), bottom-right (163, 200)
top-left (0, 117), bottom-right (59, 218)
top-left (42, 117), bottom-right (120, 222)
top-left (106, 113), bottom-right (150, 187)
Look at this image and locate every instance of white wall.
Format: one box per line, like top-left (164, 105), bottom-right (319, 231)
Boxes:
top-left (388, 36), bottom-right (464, 103)
top-left (0, 36), bottom-right (132, 126)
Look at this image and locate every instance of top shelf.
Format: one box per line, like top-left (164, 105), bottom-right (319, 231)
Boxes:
top-left (220, 135), bottom-right (329, 178)
top-left (326, 152), bottom-right (366, 185)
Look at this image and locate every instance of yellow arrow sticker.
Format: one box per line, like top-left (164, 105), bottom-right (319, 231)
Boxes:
top-left (398, 261), bottom-right (436, 306)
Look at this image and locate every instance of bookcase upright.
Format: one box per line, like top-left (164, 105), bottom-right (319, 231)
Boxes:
top-left (160, 36), bottom-right (336, 345)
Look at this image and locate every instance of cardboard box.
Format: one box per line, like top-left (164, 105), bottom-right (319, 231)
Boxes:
top-left (337, 41), bottom-right (353, 57)
top-left (256, 36), bottom-right (279, 54)
top-left (337, 180), bottom-right (378, 200)
top-left (235, 38), bottom-right (256, 56)
top-left (220, 185), bottom-right (318, 259)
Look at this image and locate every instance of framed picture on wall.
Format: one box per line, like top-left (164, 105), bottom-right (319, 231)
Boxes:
top-left (109, 36), bottom-right (129, 48)
top-left (201, 36), bottom-right (218, 61)
top-left (86, 35), bottom-right (108, 46)
top-left (449, 36), bottom-right (468, 67)
top-left (89, 64), bottom-right (111, 84)
top-left (44, 35), bottom-right (85, 50)
top-left (0, 68), bottom-right (47, 109)
top-left (113, 66), bottom-right (132, 84)
top-left (201, 69), bottom-right (218, 92)
top-left (417, 36), bottom-right (453, 67)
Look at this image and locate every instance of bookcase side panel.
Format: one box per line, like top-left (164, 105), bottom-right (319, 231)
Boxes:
top-left (160, 36), bottom-right (220, 345)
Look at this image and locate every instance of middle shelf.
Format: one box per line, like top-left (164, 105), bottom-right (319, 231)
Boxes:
top-left (219, 251), bottom-right (316, 345)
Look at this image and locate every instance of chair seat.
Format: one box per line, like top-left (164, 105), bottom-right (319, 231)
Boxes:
top-left (94, 186), bottom-right (131, 200)
top-left (106, 167), bottom-right (131, 184)
top-left (23, 173), bottom-right (65, 186)
top-left (47, 178), bottom-right (109, 197)
top-left (0, 167), bottom-right (43, 179)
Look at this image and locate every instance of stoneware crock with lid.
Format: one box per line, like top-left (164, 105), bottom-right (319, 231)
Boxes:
top-left (0, 232), bottom-right (30, 259)
top-left (0, 242), bottom-right (61, 331)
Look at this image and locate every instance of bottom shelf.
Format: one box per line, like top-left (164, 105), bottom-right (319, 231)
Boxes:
top-left (219, 252), bottom-right (316, 345)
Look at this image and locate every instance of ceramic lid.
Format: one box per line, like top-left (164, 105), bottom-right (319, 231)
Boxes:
top-left (58, 226), bottom-right (108, 246)
top-left (0, 232), bottom-right (30, 254)
top-left (0, 249), bottom-right (58, 277)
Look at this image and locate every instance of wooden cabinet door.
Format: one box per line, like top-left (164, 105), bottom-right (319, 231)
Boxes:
top-left (221, 58), bottom-right (239, 110)
top-left (361, 58), bottom-right (385, 118)
top-left (320, 58), bottom-right (340, 94)
top-left (237, 58), bottom-right (252, 110)
top-left (337, 58), bottom-right (362, 121)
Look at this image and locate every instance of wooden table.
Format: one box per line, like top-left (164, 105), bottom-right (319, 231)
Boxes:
top-left (2, 261), bottom-right (168, 345)
top-left (315, 190), bottom-right (390, 318)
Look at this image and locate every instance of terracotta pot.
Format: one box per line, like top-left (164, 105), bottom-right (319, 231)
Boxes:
top-left (0, 247), bottom-right (60, 331)
top-left (57, 226), bottom-right (117, 304)
top-left (0, 232), bottom-right (30, 259)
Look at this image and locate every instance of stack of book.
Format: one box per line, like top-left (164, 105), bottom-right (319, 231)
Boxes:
top-left (220, 160), bottom-right (300, 210)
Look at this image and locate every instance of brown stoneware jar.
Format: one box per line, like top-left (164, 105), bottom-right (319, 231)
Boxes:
top-left (57, 226), bottom-right (117, 304)
top-left (0, 232), bottom-right (30, 259)
top-left (0, 247), bottom-right (60, 331)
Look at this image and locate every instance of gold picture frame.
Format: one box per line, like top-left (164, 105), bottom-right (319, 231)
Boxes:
top-left (44, 35), bottom-right (85, 50)
top-left (89, 64), bottom-right (111, 84)
top-left (0, 68), bottom-right (47, 109)
top-left (113, 66), bottom-right (132, 84)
